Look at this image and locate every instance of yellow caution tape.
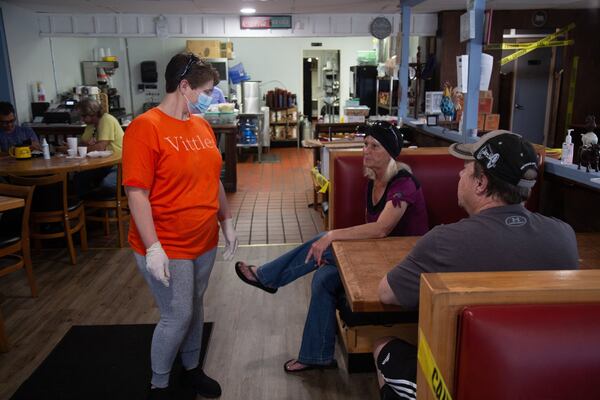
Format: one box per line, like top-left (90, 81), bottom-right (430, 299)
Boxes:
top-left (485, 39), bottom-right (573, 50)
top-left (501, 23), bottom-right (575, 66)
top-left (311, 166), bottom-right (329, 194)
top-left (418, 329), bottom-right (453, 400)
top-left (565, 56), bottom-right (579, 130)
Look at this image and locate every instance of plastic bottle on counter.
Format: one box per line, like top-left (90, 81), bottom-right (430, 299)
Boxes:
top-left (41, 137), bottom-right (50, 159)
top-left (561, 129), bottom-right (574, 165)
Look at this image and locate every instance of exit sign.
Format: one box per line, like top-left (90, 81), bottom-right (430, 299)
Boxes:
top-left (240, 15), bottom-right (292, 29)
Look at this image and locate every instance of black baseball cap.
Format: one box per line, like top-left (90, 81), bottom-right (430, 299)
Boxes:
top-left (359, 121), bottom-right (403, 159)
top-left (449, 130), bottom-right (538, 188)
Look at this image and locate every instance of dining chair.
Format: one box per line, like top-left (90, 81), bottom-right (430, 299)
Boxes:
top-left (0, 183), bottom-right (37, 297)
top-left (83, 164), bottom-right (129, 248)
top-left (9, 173), bottom-right (88, 265)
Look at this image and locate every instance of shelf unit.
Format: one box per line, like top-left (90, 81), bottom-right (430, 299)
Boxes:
top-left (269, 107), bottom-right (299, 147)
top-left (375, 76), bottom-right (398, 116)
top-left (237, 113), bottom-right (263, 162)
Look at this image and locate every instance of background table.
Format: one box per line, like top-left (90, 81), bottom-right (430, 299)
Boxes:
top-left (0, 153), bottom-right (121, 176)
top-left (0, 196), bottom-right (24, 212)
top-left (333, 234), bottom-right (600, 313)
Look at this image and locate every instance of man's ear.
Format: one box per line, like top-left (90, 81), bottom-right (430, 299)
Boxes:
top-left (474, 173), bottom-right (488, 196)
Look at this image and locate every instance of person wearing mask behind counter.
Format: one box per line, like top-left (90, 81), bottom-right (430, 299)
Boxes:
top-left (123, 52), bottom-right (238, 400)
top-left (210, 86), bottom-right (226, 105)
top-left (0, 101), bottom-right (40, 154)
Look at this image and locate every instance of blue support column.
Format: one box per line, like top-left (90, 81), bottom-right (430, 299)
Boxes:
top-left (462, 0), bottom-right (486, 141)
top-left (398, 4), bottom-right (411, 120)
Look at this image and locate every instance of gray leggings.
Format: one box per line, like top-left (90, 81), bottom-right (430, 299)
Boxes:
top-left (134, 247), bottom-right (217, 388)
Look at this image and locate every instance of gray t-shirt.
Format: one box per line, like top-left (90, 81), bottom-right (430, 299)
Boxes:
top-left (387, 204), bottom-right (579, 310)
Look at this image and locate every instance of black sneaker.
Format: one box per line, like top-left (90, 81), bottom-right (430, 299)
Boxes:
top-left (147, 386), bottom-right (171, 400)
top-left (183, 367), bottom-right (222, 398)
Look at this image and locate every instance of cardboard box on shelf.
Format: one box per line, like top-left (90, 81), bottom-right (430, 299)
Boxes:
top-left (275, 126), bottom-right (286, 139)
top-left (478, 97), bottom-right (493, 114)
top-left (276, 110), bottom-right (286, 122)
top-left (484, 114), bottom-right (500, 131)
top-left (478, 113), bottom-right (485, 131)
top-left (287, 107), bottom-right (298, 123)
top-left (186, 40), bottom-right (221, 58)
top-left (287, 126), bottom-right (298, 139)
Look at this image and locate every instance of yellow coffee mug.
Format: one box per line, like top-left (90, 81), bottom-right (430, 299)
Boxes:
top-left (9, 145), bottom-right (32, 159)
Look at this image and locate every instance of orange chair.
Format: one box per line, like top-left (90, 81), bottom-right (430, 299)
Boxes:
top-left (0, 183), bottom-right (37, 297)
top-left (9, 173), bottom-right (87, 265)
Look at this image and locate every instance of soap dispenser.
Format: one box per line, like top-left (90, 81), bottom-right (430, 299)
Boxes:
top-left (561, 129), bottom-right (574, 165)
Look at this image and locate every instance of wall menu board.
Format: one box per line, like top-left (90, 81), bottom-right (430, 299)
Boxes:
top-left (240, 15), bottom-right (292, 29)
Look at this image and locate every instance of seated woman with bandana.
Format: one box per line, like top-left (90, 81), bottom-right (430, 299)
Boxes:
top-left (234, 121), bottom-right (429, 373)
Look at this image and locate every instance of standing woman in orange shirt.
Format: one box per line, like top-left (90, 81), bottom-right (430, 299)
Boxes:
top-left (123, 53), bottom-right (238, 400)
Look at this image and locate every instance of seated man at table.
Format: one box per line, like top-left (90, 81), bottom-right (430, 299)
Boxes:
top-left (373, 131), bottom-right (579, 400)
top-left (235, 121), bottom-right (429, 373)
top-left (0, 101), bottom-right (40, 154)
top-left (72, 98), bottom-right (124, 196)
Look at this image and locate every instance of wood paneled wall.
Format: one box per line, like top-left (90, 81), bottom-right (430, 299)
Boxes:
top-left (435, 9), bottom-right (600, 148)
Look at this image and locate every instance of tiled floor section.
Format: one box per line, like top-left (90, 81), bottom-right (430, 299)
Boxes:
top-left (84, 147), bottom-right (323, 248)
top-left (225, 147), bottom-right (324, 245)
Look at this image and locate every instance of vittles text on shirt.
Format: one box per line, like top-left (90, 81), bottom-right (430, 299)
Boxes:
top-left (164, 135), bottom-right (215, 152)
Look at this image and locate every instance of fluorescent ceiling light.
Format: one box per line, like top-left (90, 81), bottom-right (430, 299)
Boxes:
top-left (240, 7), bottom-right (256, 14)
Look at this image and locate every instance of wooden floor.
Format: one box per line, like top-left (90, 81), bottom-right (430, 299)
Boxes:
top-left (0, 148), bottom-right (379, 399)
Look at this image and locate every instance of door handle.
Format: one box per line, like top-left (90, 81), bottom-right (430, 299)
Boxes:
top-left (515, 103), bottom-right (524, 110)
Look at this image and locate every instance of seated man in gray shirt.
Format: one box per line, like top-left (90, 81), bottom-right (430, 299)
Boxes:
top-left (372, 130), bottom-right (579, 400)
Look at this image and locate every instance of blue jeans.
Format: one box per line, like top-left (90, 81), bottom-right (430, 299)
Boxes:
top-left (256, 233), bottom-right (342, 365)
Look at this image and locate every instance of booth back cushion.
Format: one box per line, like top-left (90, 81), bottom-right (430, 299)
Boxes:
top-left (331, 153), bottom-right (468, 230)
top-left (455, 304), bottom-right (600, 400)
top-left (331, 151), bottom-right (541, 230)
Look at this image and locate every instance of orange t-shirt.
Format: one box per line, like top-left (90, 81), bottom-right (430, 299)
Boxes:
top-left (122, 108), bottom-right (222, 259)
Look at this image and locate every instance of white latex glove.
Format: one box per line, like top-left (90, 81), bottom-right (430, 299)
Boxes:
top-left (220, 218), bottom-right (238, 261)
top-left (145, 242), bottom-right (170, 287)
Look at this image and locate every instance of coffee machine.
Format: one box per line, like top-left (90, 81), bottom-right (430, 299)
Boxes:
top-left (81, 61), bottom-right (126, 119)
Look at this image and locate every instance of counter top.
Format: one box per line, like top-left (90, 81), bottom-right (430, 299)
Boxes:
top-left (403, 117), bottom-right (600, 190)
top-left (403, 117), bottom-right (478, 144)
top-left (545, 157), bottom-right (600, 190)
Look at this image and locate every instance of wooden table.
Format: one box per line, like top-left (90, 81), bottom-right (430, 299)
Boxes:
top-left (0, 153), bottom-right (121, 176)
top-left (0, 196), bottom-right (24, 212)
top-left (0, 196), bottom-right (26, 352)
top-left (333, 233), bottom-right (600, 313)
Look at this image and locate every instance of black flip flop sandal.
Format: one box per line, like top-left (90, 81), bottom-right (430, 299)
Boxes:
top-left (283, 359), bottom-right (338, 374)
top-left (234, 262), bottom-right (278, 294)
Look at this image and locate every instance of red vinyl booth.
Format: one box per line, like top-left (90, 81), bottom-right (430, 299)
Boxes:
top-left (455, 304), bottom-right (600, 400)
top-left (330, 150), bottom-right (542, 230)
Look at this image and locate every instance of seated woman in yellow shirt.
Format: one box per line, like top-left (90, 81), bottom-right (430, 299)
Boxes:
top-left (74, 98), bottom-right (124, 196)
top-left (79, 98), bottom-right (123, 155)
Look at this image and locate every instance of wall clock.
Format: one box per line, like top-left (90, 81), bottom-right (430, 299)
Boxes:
top-left (370, 17), bottom-right (392, 40)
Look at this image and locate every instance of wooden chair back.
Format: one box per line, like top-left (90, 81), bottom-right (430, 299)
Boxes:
top-left (9, 173), bottom-right (69, 215)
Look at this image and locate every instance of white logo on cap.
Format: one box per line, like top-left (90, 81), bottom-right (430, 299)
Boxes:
top-left (476, 144), bottom-right (500, 169)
